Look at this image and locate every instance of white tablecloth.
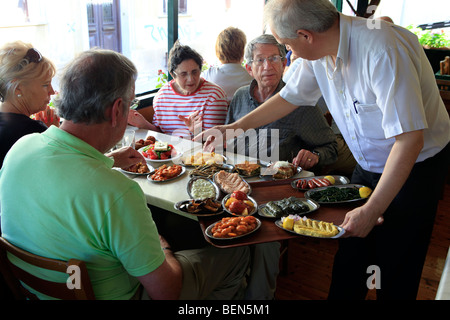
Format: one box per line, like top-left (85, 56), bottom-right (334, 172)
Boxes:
top-left (121, 128), bottom-right (314, 220)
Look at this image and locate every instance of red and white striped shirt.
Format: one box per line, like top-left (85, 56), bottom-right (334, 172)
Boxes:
top-left (153, 79), bottom-right (228, 138)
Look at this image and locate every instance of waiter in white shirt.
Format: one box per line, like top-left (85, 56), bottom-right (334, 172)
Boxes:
top-left (196, 0), bottom-right (450, 300)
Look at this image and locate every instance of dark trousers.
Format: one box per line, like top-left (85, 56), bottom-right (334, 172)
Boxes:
top-left (328, 143), bottom-right (450, 300)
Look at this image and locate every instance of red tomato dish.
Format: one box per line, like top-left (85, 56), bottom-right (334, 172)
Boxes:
top-left (142, 143), bottom-right (177, 160)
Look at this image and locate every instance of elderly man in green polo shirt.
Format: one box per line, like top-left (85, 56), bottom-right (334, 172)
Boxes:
top-left (0, 49), bottom-right (250, 300)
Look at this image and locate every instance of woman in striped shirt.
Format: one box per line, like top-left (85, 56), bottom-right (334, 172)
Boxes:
top-left (151, 41), bottom-right (228, 139)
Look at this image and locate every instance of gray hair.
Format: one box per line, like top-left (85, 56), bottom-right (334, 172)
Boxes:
top-left (245, 34), bottom-right (287, 63)
top-left (264, 0), bottom-right (339, 38)
top-left (0, 41), bottom-right (56, 102)
top-left (55, 49), bottom-right (137, 124)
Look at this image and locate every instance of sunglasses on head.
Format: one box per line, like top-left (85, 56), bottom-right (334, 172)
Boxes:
top-left (23, 48), bottom-right (43, 64)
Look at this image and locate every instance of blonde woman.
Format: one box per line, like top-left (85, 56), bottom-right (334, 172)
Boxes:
top-left (202, 27), bottom-right (253, 103)
top-left (0, 41), bottom-right (58, 167)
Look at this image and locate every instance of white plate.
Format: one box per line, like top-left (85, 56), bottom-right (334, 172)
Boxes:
top-left (275, 219), bottom-right (345, 239)
top-left (147, 166), bottom-right (186, 182)
top-left (139, 146), bottom-right (183, 163)
top-left (205, 217), bottom-right (262, 240)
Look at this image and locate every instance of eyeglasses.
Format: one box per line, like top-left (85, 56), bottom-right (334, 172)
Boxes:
top-left (130, 99), bottom-right (140, 110)
top-left (23, 48), bottom-right (43, 64)
top-left (250, 55), bottom-right (283, 66)
top-left (173, 69), bottom-right (201, 80)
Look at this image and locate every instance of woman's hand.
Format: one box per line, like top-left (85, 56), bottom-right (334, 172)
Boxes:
top-left (178, 110), bottom-right (202, 135)
top-left (106, 146), bottom-right (146, 169)
top-left (128, 110), bottom-right (158, 131)
top-left (34, 106), bottom-right (60, 128)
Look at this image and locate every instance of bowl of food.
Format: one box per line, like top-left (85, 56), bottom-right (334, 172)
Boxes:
top-left (222, 191), bottom-right (257, 216)
top-left (187, 176), bottom-right (220, 201)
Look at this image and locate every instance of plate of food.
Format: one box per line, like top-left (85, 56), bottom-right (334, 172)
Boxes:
top-left (147, 164), bottom-right (186, 182)
top-left (260, 161), bottom-right (301, 180)
top-left (233, 161), bottom-right (262, 177)
top-left (276, 215), bottom-right (345, 239)
top-left (258, 197), bottom-right (319, 219)
top-left (181, 152), bottom-right (227, 167)
top-left (139, 141), bottom-right (182, 163)
top-left (213, 170), bottom-right (252, 195)
top-left (304, 184), bottom-right (372, 204)
top-left (134, 135), bottom-right (156, 150)
top-left (205, 216), bottom-right (261, 240)
top-left (222, 191), bottom-right (258, 216)
top-left (189, 163), bottom-right (234, 179)
top-left (174, 198), bottom-right (223, 217)
top-left (119, 162), bottom-right (153, 176)
top-left (187, 176), bottom-right (220, 201)
top-left (291, 175), bottom-right (350, 191)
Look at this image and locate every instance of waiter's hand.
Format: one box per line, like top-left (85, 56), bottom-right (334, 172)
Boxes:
top-left (194, 125), bottom-right (230, 152)
top-left (293, 149), bottom-right (319, 170)
top-left (340, 206), bottom-right (384, 238)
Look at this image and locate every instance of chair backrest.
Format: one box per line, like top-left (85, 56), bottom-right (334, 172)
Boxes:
top-left (0, 237), bottom-right (95, 300)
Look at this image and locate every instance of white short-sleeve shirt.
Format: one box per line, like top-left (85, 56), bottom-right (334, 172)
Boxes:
top-left (281, 14), bottom-right (450, 173)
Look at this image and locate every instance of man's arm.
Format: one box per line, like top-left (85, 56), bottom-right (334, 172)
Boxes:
top-left (195, 93), bottom-right (298, 149)
top-left (136, 236), bottom-right (183, 299)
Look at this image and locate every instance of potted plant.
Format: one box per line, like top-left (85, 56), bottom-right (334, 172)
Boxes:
top-left (407, 25), bottom-right (450, 74)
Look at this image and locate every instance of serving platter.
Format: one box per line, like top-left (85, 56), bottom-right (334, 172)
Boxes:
top-left (275, 219), bottom-right (345, 239)
top-left (304, 184), bottom-right (368, 204)
top-left (213, 171), bottom-right (252, 196)
top-left (174, 199), bottom-right (224, 217)
top-left (119, 163), bottom-right (154, 176)
top-left (258, 197), bottom-right (319, 219)
top-left (260, 165), bottom-right (302, 181)
top-left (189, 163), bottom-right (234, 179)
top-left (291, 175), bottom-right (350, 191)
top-left (186, 176), bottom-right (221, 200)
top-left (147, 166), bottom-right (186, 182)
top-left (221, 193), bottom-right (258, 217)
top-left (205, 217), bottom-right (262, 240)
top-left (180, 152), bottom-right (227, 167)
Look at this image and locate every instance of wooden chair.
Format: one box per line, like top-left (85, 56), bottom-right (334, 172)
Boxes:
top-left (0, 237), bottom-right (95, 300)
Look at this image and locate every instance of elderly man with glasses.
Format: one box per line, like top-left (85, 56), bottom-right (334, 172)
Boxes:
top-left (225, 34), bottom-right (338, 172)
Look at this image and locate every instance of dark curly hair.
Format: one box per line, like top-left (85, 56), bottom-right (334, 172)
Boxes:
top-left (168, 40), bottom-right (203, 76)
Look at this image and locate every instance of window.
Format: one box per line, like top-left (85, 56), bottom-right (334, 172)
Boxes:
top-left (162, 0), bottom-right (188, 15)
top-left (177, 0), bottom-right (266, 68)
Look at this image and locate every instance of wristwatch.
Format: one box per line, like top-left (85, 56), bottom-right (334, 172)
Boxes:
top-left (312, 151), bottom-right (320, 161)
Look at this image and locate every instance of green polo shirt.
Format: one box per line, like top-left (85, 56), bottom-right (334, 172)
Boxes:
top-left (0, 126), bottom-right (165, 300)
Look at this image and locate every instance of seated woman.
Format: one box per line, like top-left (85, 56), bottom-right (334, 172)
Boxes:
top-left (0, 41), bottom-right (59, 168)
top-left (148, 41), bottom-right (228, 139)
top-left (202, 27), bottom-right (253, 103)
